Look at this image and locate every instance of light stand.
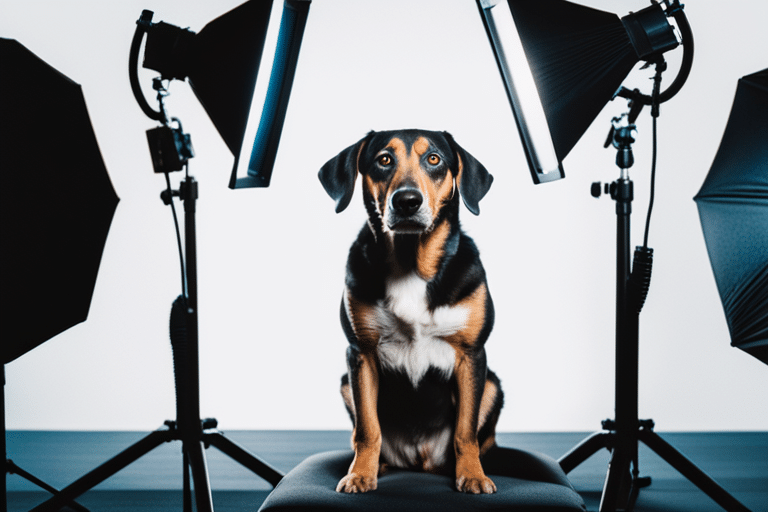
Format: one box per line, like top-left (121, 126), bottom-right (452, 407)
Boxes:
top-left (28, 178), bottom-right (283, 512)
top-left (558, 71), bottom-right (751, 512)
top-left (29, 66), bottom-right (283, 512)
top-left (2, 37), bottom-right (119, 512)
top-left (475, 1), bottom-right (749, 508)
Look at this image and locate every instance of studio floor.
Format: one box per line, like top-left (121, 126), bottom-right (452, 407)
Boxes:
top-left (5, 430), bottom-right (767, 512)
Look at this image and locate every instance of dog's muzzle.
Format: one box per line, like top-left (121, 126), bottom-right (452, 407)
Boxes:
top-left (392, 189), bottom-right (422, 216)
top-left (387, 188), bottom-right (430, 233)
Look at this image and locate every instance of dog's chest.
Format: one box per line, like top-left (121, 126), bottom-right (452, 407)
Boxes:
top-left (374, 272), bottom-right (465, 387)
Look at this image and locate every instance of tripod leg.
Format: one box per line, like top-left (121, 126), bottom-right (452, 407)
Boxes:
top-left (185, 441), bottom-right (214, 512)
top-left (599, 449), bottom-right (633, 512)
top-left (182, 449), bottom-right (192, 512)
top-left (204, 431), bottom-right (283, 487)
top-left (639, 429), bottom-right (751, 512)
top-left (29, 429), bottom-right (172, 512)
top-left (558, 431), bottom-right (611, 474)
top-left (6, 460), bottom-right (90, 512)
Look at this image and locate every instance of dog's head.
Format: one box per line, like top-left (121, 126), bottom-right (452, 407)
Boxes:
top-left (318, 130), bottom-right (493, 234)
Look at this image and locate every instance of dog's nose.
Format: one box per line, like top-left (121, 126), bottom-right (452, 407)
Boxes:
top-left (391, 189), bottom-right (423, 216)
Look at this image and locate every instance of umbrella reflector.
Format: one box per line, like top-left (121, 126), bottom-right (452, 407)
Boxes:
top-left (695, 68), bottom-right (768, 364)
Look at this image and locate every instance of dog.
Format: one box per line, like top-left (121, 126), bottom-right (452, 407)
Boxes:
top-left (318, 129), bottom-right (503, 495)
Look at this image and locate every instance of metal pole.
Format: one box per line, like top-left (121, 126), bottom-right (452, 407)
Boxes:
top-left (615, 177), bottom-right (639, 468)
top-left (179, 176), bottom-right (214, 512)
top-left (181, 176), bottom-right (201, 431)
top-left (600, 177), bottom-right (636, 512)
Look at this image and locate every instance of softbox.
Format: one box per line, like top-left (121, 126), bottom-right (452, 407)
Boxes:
top-left (477, 0), bottom-right (683, 183)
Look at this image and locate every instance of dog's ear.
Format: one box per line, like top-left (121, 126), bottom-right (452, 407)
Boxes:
top-left (318, 136), bottom-right (368, 213)
top-left (445, 132), bottom-right (493, 215)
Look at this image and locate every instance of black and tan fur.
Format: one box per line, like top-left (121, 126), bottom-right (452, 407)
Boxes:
top-left (319, 129), bottom-right (503, 494)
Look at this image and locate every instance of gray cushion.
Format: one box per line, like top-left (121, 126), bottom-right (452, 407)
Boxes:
top-left (259, 446), bottom-right (586, 511)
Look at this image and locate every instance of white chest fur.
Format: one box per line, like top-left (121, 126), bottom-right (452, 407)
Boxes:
top-left (374, 272), bottom-right (465, 387)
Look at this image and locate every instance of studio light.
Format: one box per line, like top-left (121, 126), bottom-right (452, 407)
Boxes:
top-left (477, 2), bottom-right (748, 511)
top-left (29, 3), bottom-right (311, 512)
top-left (129, 0), bottom-right (310, 188)
top-left (2, 38), bottom-right (119, 511)
top-left (477, 0), bottom-right (693, 184)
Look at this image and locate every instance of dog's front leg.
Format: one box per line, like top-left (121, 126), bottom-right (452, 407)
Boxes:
top-left (454, 351), bottom-right (497, 494)
top-left (338, 347), bottom-right (381, 493)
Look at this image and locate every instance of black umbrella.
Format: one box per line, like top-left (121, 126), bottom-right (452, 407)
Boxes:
top-left (0, 38), bottom-right (119, 364)
top-left (694, 68), bottom-right (768, 365)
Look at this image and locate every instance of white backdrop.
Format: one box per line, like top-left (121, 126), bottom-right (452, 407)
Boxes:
top-left (3, 0), bottom-right (767, 432)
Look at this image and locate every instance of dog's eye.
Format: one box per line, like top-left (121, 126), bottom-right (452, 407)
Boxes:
top-left (427, 154), bottom-right (441, 166)
top-left (377, 155), bottom-right (392, 167)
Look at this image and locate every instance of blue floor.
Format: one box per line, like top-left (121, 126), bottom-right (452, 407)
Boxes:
top-left (5, 430), bottom-right (767, 511)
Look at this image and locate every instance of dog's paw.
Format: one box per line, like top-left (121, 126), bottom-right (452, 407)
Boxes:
top-left (456, 473), bottom-right (497, 494)
top-left (336, 472), bottom-right (378, 493)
